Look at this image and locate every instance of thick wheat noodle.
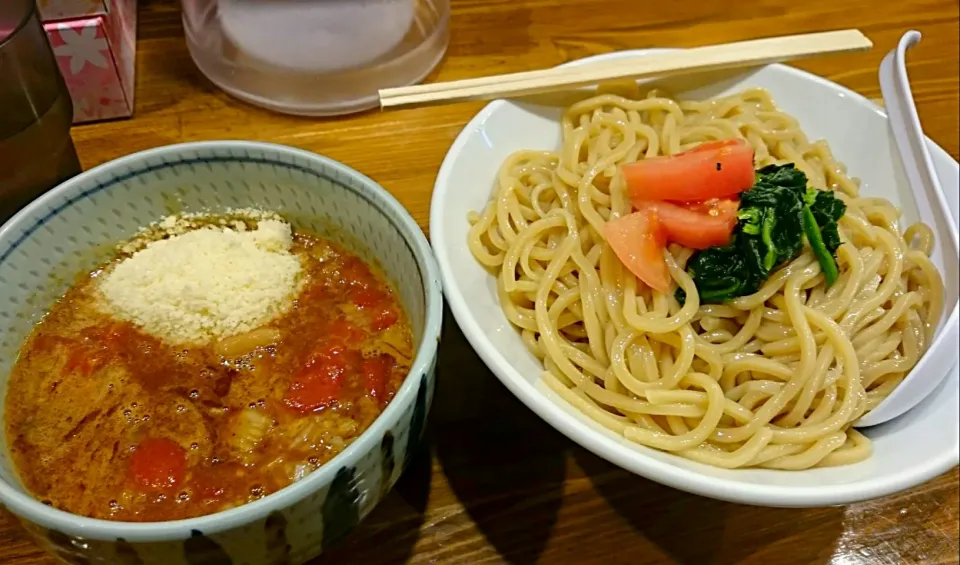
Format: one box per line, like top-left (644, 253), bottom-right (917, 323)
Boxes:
top-left (466, 86), bottom-right (945, 469)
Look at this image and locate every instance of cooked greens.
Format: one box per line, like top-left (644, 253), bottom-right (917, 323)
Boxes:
top-left (680, 164), bottom-right (847, 304)
top-left (805, 186), bottom-right (846, 263)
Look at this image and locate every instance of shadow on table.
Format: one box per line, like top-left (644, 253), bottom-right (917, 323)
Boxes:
top-left (432, 307), bottom-right (568, 565)
top-left (572, 449), bottom-right (846, 565)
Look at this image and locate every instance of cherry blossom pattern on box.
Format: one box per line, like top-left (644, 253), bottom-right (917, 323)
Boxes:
top-left (46, 18), bottom-right (130, 123)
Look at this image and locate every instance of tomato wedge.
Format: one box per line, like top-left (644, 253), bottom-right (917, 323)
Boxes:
top-left (635, 198), bottom-right (739, 250)
top-left (129, 437), bottom-right (187, 491)
top-left (602, 209), bottom-right (671, 294)
top-left (622, 139), bottom-right (755, 204)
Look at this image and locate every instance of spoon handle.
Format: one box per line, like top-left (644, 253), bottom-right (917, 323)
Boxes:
top-left (858, 31), bottom-right (960, 428)
top-left (878, 30), bottom-right (960, 253)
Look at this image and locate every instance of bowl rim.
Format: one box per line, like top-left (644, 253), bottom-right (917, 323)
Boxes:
top-left (0, 140), bottom-right (444, 541)
top-left (430, 49), bottom-right (960, 507)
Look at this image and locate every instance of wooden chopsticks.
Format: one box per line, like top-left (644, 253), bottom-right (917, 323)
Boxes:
top-left (379, 29), bottom-right (872, 110)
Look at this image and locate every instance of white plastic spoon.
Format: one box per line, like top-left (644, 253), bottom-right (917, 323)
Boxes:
top-left (855, 30), bottom-right (960, 427)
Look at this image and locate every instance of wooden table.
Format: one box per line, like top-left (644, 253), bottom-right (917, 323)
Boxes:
top-left (3, 0), bottom-right (959, 563)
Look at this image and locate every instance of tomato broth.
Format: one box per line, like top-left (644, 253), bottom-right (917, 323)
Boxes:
top-left (4, 232), bottom-right (413, 521)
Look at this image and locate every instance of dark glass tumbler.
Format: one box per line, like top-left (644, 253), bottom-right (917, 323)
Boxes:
top-left (1, 0), bottom-right (82, 224)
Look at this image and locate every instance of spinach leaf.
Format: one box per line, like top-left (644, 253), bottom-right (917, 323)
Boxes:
top-left (739, 164), bottom-right (807, 270)
top-left (807, 187), bottom-right (846, 253)
top-left (684, 242), bottom-right (754, 303)
top-left (802, 187), bottom-right (847, 286)
top-left (679, 164), bottom-right (846, 304)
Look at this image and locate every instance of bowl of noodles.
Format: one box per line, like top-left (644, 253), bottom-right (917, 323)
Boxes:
top-left (430, 49), bottom-right (960, 507)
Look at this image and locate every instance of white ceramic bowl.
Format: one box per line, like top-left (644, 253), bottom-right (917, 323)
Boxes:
top-left (0, 141), bottom-right (443, 563)
top-left (431, 50), bottom-right (960, 508)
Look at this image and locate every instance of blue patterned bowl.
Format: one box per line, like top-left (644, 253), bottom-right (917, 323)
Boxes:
top-left (0, 141), bottom-right (443, 564)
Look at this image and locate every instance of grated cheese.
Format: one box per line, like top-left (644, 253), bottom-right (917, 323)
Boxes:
top-left (97, 215), bottom-right (303, 344)
top-left (118, 208), bottom-right (282, 254)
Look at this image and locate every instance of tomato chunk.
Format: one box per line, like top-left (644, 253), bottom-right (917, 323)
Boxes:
top-left (602, 209), bottom-right (671, 293)
top-left (284, 360), bottom-right (346, 413)
top-left (62, 323), bottom-right (131, 377)
top-left (349, 287), bottom-right (398, 331)
top-left (349, 286), bottom-right (383, 308)
top-left (622, 139), bottom-right (755, 204)
top-left (635, 198), bottom-right (739, 250)
top-left (370, 307), bottom-right (398, 332)
top-left (285, 343), bottom-right (363, 413)
top-left (362, 354), bottom-right (395, 403)
top-left (129, 438), bottom-right (187, 491)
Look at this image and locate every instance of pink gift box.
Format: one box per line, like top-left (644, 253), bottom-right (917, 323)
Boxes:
top-left (41, 0), bottom-right (137, 124)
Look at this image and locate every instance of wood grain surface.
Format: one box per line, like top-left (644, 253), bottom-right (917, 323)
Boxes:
top-left (2, 0), bottom-right (959, 563)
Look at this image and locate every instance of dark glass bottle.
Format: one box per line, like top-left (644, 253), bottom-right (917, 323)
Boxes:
top-left (1, 0), bottom-right (83, 223)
